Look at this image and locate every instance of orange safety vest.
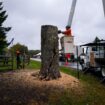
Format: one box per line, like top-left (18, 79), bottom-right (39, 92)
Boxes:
top-left (63, 28), bottom-right (72, 36)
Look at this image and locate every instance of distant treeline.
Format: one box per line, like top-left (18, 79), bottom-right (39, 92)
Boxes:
top-left (2, 43), bottom-right (40, 58)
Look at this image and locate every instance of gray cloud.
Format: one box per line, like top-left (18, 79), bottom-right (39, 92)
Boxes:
top-left (2, 0), bottom-right (105, 49)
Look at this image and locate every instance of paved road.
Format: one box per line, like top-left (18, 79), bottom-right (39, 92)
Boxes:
top-left (59, 62), bottom-right (82, 70)
top-left (31, 58), bottom-right (82, 70)
top-left (31, 58), bottom-right (41, 62)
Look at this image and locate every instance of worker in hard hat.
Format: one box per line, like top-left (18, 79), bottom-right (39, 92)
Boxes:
top-left (58, 26), bottom-right (72, 65)
top-left (58, 25), bottom-right (72, 50)
top-left (58, 25), bottom-right (72, 36)
top-left (62, 25), bottom-right (72, 36)
top-left (16, 50), bottom-right (22, 69)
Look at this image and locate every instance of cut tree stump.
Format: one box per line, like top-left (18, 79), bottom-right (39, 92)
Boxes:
top-left (39, 25), bottom-right (61, 80)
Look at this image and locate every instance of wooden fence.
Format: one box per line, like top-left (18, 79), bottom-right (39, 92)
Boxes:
top-left (0, 55), bottom-right (13, 71)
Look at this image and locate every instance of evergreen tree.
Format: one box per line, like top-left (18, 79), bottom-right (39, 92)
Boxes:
top-left (0, 2), bottom-right (11, 53)
top-left (94, 36), bottom-right (100, 43)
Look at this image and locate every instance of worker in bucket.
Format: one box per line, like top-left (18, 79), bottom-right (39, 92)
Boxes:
top-left (58, 25), bottom-right (72, 65)
top-left (58, 25), bottom-right (72, 36)
top-left (62, 25), bottom-right (72, 36)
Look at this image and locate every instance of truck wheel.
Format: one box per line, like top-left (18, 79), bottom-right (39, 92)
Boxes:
top-left (101, 68), bottom-right (105, 77)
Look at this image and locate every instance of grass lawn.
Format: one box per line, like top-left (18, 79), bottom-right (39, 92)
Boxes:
top-left (60, 66), bottom-right (105, 105)
top-left (0, 60), bottom-right (105, 105)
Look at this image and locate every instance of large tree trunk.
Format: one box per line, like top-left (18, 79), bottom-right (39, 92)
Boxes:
top-left (39, 25), bottom-right (61, 80)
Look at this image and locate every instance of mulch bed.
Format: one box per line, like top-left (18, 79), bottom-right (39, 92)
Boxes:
top-left (0, 69), bottom-right (83, 105)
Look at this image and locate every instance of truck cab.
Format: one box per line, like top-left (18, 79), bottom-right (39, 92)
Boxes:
top-left (80, 40), bottom-right (105, 77)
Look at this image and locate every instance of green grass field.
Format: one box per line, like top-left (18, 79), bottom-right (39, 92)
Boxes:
top-left (0, 60), bottom-right (105, 105)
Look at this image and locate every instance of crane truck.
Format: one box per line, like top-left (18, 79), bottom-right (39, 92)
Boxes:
top-left (59, 0), bottom-right (79, 62)
top-left (60, 0), bottom-right (105, 67)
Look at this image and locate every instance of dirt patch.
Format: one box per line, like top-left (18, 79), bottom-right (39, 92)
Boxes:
top-left (0, 69), bottom-right (84, 105)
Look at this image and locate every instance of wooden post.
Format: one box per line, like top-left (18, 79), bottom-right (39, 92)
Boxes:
top-left (39, 25), bottom-right (61, 80)
top-left (76, 46), bottom-right (80, 79)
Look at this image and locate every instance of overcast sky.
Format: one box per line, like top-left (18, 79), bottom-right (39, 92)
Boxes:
top-left (2, 0), bottom-right (105, 50)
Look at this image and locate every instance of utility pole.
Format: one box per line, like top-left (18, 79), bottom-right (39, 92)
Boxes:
top-left (76, 46), bottom-right (79, 79)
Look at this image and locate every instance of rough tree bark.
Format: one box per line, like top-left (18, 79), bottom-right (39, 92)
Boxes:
top-left (39, 25), bottom-right (61, 80)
